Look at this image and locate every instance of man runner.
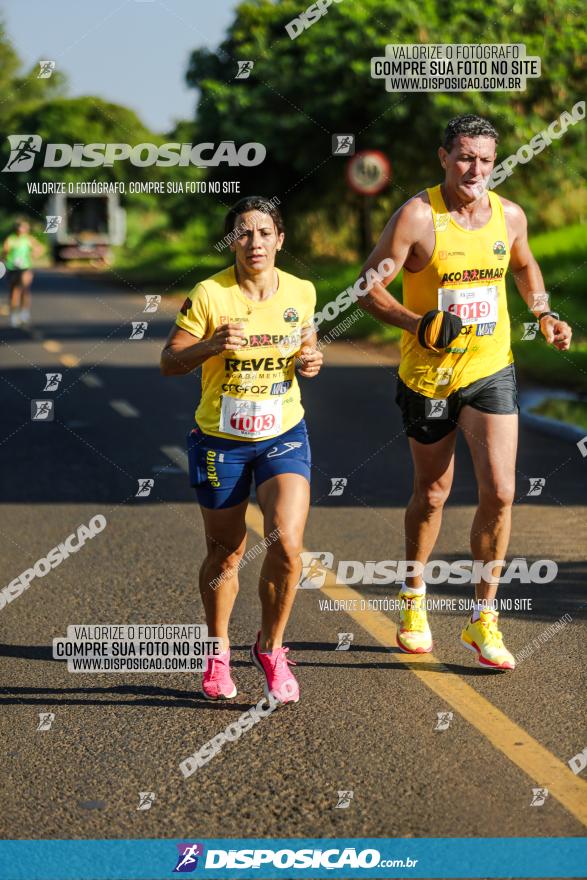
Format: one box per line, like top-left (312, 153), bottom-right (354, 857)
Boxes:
top-left (358, 115), bottom-right (572, 670)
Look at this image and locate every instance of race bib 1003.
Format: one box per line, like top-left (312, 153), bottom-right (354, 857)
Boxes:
top-left (219, 396), bottom-right (282, 439)
top-left (438, 284), bottom-right (498, 326)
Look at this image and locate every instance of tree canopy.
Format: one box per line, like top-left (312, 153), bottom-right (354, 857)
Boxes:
top-left (184, 0), bottom-right (586, 246)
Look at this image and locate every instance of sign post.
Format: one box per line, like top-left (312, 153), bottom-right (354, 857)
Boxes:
top-left (346, 150), bottom-right (392, 252)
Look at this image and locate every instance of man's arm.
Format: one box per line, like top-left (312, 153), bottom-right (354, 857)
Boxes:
top-left (507, 202), bottom-right (572, 351)
top-left (355, 198), bottom-right (426, 334)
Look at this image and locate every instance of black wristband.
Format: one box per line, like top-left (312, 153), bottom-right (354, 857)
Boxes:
top-left (537, 311), bottom-right (559, 323)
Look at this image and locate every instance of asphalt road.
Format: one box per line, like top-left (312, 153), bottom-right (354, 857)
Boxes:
top-left (0, 269), bottom-right (585, 854)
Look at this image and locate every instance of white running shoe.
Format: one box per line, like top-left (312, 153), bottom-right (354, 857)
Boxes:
top-left (20, 308), bottom-right (31, 325)
top-left (10, 311), bottom-right (21, 327)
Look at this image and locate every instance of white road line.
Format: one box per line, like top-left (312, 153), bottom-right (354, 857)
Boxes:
top-left (161, 445), bottom-right (189, 472)
top-left (110, 399), bottom-right (140, 418)
top-left (81, 373), bottom-right (104, 388)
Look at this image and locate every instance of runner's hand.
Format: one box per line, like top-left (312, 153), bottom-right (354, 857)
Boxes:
top-left (297, 347), bottom-right (323, 378)
top-left (209, 322), bottom-right (246, 353)
top-left (540, 316), bottom-right (572, 351)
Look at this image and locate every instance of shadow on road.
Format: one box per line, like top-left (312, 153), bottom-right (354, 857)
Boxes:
top-left (0, 681), bottom-right (254, 711)
top-left (0, 639), bottom-right (510, 700)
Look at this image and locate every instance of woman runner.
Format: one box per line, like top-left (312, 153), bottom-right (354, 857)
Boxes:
top-left (161, 196), bottom-right (322, 704)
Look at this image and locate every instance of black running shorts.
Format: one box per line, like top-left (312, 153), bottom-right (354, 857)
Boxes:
top-left (395, 363), bottom-right (519, 445)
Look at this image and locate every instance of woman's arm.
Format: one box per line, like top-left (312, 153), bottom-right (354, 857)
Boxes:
top-left (160, 323), bottom-right (246, 376)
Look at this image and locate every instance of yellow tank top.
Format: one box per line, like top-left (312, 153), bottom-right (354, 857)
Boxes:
top-left (175, 266), bottom-right (316, 441)
top-left (399, 184), bottom-right (512, 397)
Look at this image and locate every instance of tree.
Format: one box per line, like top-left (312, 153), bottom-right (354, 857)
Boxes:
top-left (0, 96), bottom-right (157, 219)
top-left (184, 0), bottom-right (587, 250)
top-left (0, 18), bottom-right (67, 131)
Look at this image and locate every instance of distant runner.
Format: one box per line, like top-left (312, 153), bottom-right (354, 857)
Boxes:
top-left (161, 196), bottom-right (322, 702)
top-left (358, 115), bottom-right (572, 670)
top-left (2, 219), bottom-right (44, 327)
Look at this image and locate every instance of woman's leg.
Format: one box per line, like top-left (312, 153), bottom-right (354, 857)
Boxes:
top-left (255, 473), bottom-right (310, 651)
top-left (198, 498), bottom-right (249, 652)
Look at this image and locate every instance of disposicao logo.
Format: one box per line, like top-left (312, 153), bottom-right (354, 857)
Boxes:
top-left (2, 135), bottom-right (266, 171)
top-left (173, 843), bottom-right (204, 873)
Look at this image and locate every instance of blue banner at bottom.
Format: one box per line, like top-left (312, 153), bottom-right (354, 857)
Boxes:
top-left (0, 837), bottom-right (585, 879)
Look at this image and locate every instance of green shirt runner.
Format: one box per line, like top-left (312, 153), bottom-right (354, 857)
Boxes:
top-left (4, 234), bottom-right (33, 270)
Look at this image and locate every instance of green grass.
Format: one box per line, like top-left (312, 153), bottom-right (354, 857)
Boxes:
top-left (507, 224), bottom-right (587, 391)
top-left (114, 218), bottom-right (587, 389)
top-left (530, 398), bottom-right (587, 431)
top-left (111, 210), bottom-right (227, 292)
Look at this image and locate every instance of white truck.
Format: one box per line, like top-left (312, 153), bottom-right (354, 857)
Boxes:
top-left (45, 191), bottom-right (126, 262)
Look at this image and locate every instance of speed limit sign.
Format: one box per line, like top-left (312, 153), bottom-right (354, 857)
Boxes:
top-left (346, 150), bottom-right (391, 195)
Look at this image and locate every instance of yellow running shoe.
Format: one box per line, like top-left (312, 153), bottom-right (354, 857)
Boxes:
top-left (396, 591), bottom-right (433, 653)
top-left (460, 609), bottom-right (515, 670)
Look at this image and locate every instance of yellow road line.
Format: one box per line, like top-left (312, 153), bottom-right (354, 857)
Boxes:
top-left (245, 503), bottom-right (587, 827)
top-left (42, 340), bottom-right (62, 353)
top-left (59, 354), bottom-right (80, 367)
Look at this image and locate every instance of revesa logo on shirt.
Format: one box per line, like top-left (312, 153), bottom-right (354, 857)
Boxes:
top-left (224, 356), bottom-right (295, 372)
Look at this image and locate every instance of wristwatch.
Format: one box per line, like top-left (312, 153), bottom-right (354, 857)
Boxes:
top-left (537, 311), bottom-right (559, 323)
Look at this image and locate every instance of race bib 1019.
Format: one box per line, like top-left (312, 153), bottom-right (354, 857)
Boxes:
top-left (438, 284), bottom-right (498, 326)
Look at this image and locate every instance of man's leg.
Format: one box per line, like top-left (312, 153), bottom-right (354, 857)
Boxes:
top-left (199, 498), bottom-right (248, 653)
top-left (405, 431), bottom-right (457, 587)
top-left (255, 473), bottom-right (310, 651)
top-left (396, 431), bottom-right (456, 653)
top-left (458, 406), bottom-right (518, 601)
top-left (458, 405), bottom-right (518, 669)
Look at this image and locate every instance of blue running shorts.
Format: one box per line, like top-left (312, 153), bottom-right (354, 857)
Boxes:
top-left (186, 419), bottom-right (311, 509)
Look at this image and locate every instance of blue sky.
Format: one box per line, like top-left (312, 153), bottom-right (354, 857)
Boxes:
top-left (1, 0), bottom-right (237, 133)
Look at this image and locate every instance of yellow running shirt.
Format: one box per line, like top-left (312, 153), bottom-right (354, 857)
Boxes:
top-left (175, 265), bottom-right (316, 441)
top-left (399, 184), bottom-right (513, 397)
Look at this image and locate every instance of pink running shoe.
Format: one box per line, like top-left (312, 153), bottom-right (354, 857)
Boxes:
top-left (251, 632), bottom-right (299, 704)
top-left (201, 649), bottom-right (237, 700)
